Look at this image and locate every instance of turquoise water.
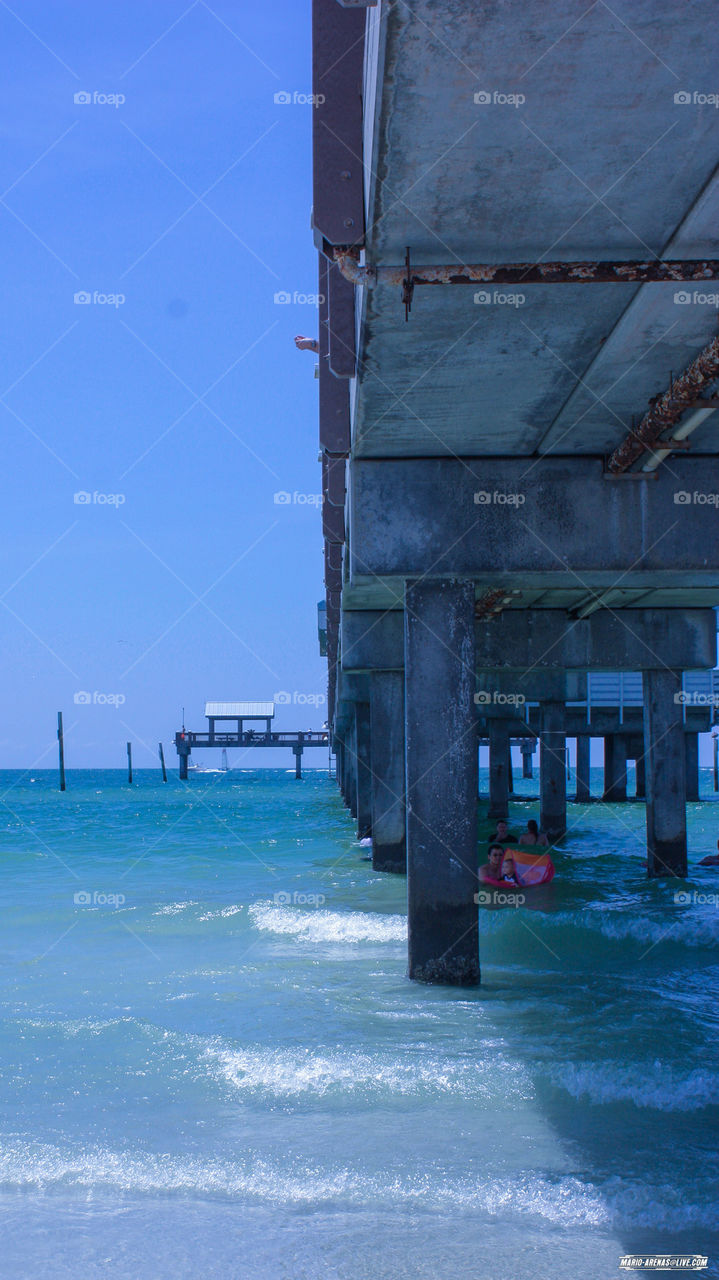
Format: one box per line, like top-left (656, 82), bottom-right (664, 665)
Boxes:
top-left (1, 768), bottom-right (718, 1279)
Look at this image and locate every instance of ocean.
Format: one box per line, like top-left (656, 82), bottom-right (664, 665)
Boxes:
top-left (1, 767), bottom-right (717, 1279)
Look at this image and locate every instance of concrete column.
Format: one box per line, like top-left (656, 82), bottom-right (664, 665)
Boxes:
top-left (293, 745), bottom-right (303, 780)
top-left (685, 732), bottom-right (700, 802)
top-left (507, 743), bottom-right (514, 794)
top-left (488, 719), bottom-right (510, 819)
top-left (336, 740), bottom-right (345, 798)
top-left (347, 722), bottom-right (358, 817)
top-left (405, 579), bottom-right (479, 986)
top-left (635, 752), bottom-right (646, 799)
top-left (603, 735), bottom-right (628, 801)
top-left (643, 669), bottom-right (687, 877)
top-left (369, 671), bottom-right (406, 873)
top-left (354, 700), bottom-right (372, 838)
top-left (340, 737), bottom-right (352, 807)
top-left (575, 734), bottom-right (591, 802)
top-left (540, 702), bottom-right (566, 840)
top-left (626, 735), bottom-right (645, 799)
top-left (521, 741), bottom-right (534, 778)
top-left (179, 750), bottom-right (189, 781)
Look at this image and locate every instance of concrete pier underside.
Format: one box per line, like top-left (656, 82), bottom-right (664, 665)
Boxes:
top-left (313, 0), bottom-right (719, 982)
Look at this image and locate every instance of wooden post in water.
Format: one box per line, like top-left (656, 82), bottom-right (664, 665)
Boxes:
top-left (127, 741), bottom-right (133, 785)
top-left (57, 712), bottom-right (66, 792)
top-left (714, 733), bottom-right (718, 793)
top-left (158, 742), bottom-right (167, 782)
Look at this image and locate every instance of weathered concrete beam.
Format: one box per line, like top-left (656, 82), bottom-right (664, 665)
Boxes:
top-left (341, 608), bottom-right (716, 672)
top-left (477, 669), bottom-right (586, 705)
top-left (349, 458), bottom-right (719, 588)
top-left (312, 0), bottom-right (365, 247)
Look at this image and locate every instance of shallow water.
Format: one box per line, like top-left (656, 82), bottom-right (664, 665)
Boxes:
top-left (1, 768), bottom-right (717, 1278)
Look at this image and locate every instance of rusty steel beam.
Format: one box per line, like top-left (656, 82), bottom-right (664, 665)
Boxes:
top-left (607, 334), bottom-right (719, 474)
top-left (474, 589), bottom-right (507, 620)
top-left (334, 247), bottom-right (719, 288)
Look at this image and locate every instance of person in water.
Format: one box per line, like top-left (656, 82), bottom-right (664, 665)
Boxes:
top-left (479, 844), bottom-right (505, 883)
top-left (519, 819), bottom-right (549, 848)
top-left (488, 819), bottom-right (519, 845)
top-left (698, 838), bottom-right (719, 867)
top-left (499, 854), bottom-right (525, 886)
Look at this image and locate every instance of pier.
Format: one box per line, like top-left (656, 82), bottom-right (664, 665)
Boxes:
top-left (175, 702), bottom-right (328, 779)
top-left (311, 0), bottom-right (719, 985)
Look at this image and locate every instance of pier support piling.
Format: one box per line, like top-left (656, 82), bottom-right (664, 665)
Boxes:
top-left (575, 734), bottom-right (591, 803)
top-left (405, 580), bottom-right (479, 986)
top-left (635, 751), bottom-right (646, 799)
top-left (685, 732), bottom-right (699, 802)
top-left (603, 734), bottom-right (628, 801)
top-left (293, 745), bottom-right (303, 780)
top-left (643, 669), bottom-right (687, 877)
top-left (369, 671), bottom-right (406, 872)
top-left (488, 719), bottom-right (510, 819)
top-left (158, 742), bottom-right (167, 783)
top-left (354, 701), bottom-right (372, 838)
top-left (127, 741), bottom-right (133, 786)
top-left (57, 712), bottom-right (66, 792)
top-left (521, 741), bottom-right (534, 779)
top-left (540, 702), bottom-right (566, 840)
top-left (347, 723), bottom-right (358, 817)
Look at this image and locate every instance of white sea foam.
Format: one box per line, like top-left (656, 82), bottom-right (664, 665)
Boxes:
top-left (553, 1061), bottom-right (719, 1111)
top-left (247, 901), bottom-right (406, 944)
top-left (198, 905), bottom-right (243, 922)
top-left (0, 1141), bottom-right (715, 1229)
top-left (203, 1042), bottom-right (530, 1102)
top-left (0, 1140), bottom-right (604, 1224)
top-left (154, 902), bottom-right (198, 916)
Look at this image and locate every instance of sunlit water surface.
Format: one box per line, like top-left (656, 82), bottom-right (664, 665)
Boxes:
top-left (1, 768), bottom-right (717, 1279)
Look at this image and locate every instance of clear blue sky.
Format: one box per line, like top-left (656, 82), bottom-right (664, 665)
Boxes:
top-left (0, 0), bottom-right (327, 768)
